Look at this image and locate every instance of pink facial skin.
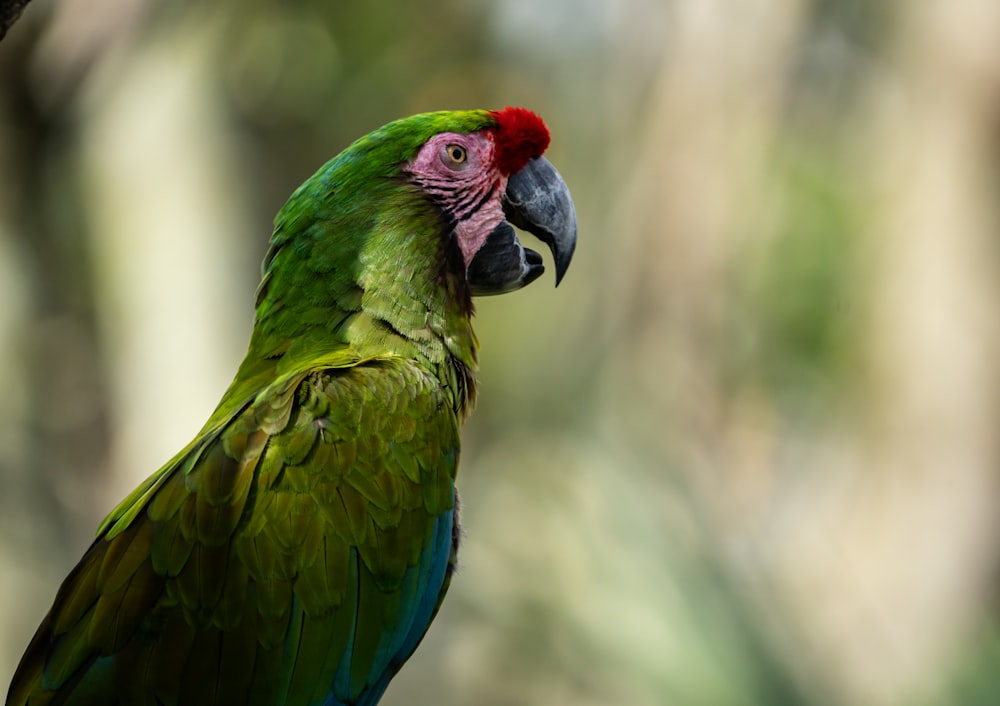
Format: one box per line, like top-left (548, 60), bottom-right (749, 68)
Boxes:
top-left (405, 131), bottom-right (508, 269)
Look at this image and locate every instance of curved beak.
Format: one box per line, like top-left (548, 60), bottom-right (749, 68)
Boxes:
top-left (467, 157), bottom-right (577, 296)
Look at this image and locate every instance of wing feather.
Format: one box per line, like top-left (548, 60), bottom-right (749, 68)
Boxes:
top-left (8, 355), bottom-right (461, 706)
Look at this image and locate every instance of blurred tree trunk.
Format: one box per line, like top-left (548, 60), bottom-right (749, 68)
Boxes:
top-left (78, 21), bottom-right (253, 509)
top-left (606, 0), bottom-right (820, 702)
top-left (0, 6), bottom-right (252, 690)
top-left (0, 9), bottom-right (110, 686)
top-left (852, 1), bottom-right (1000, 701)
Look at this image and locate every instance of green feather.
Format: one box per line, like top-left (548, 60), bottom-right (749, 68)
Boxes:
top-left (8, 109), bottom-right (509, 706)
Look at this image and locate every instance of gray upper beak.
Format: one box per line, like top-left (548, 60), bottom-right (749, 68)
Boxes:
top-left (503, 156), bottom-right (577, 286)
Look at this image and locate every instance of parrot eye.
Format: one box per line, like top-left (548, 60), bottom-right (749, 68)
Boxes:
top-left (442, 144), bottom-right (468, 167)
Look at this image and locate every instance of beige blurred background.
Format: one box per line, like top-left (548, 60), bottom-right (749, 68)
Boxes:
top-left (2, 1), bottom-right (1000, 704)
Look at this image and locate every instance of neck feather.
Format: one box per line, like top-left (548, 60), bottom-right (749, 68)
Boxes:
top-left (221, 190), bottom-right (479, 420)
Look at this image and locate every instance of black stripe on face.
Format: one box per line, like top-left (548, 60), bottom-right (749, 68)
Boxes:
top-left (409, 166), bottom-right (495, 226)
top-left (423, 181), bottom-right (493, 224)
top-left (454, 183), bottom-right (496, 223)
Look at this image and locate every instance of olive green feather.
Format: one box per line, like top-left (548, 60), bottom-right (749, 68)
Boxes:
top-left (7, 110), bottom-right (509, 706)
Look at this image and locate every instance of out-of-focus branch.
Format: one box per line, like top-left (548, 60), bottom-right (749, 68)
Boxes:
top-left (0, 0), bottom-right (32, 41)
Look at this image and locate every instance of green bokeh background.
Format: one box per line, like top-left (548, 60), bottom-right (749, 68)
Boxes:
top-left (2, 1), bottom-right (1000, 704)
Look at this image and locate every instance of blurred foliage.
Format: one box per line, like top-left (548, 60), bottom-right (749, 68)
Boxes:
top-left (727, 136), bottom-right (861, 413)
top-left (3, 1), bottom-right (1000, 705)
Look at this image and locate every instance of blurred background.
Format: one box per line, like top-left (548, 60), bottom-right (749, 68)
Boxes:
top-left (2, 1), bottom-right (1000, 704)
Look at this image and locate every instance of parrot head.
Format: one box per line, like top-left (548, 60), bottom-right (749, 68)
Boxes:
top-left (248, 107), bottom-right (576, 381)
top-left (399, 106), bottom-right (577, 295)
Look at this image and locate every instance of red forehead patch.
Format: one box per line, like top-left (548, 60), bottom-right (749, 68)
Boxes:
top-left (490, 107), bottom-right (551, 175)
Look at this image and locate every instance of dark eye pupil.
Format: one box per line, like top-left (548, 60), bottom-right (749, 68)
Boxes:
top-left (451, 146), bottom-right (464, 161)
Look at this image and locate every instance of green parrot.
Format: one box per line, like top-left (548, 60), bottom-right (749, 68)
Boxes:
top-left (7, 107), bottom-right (576, 706)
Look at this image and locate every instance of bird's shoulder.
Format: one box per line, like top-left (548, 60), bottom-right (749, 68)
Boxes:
top-left (100, 351), bottom-right (458, 541)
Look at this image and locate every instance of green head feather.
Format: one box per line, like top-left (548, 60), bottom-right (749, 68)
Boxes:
top-left (225, 110), bottom-right (503, 417)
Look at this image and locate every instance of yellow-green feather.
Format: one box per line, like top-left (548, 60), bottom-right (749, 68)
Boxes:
top-left (10, 356), bottom-right (460, 706)
top-left (7, 109), bottom-right (504, 706)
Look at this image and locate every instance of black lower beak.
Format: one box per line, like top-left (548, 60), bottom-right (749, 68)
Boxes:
top-left (467, 157), bottom-right (577, 296)
top-left (467, 222), bottom-right (545, 295)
